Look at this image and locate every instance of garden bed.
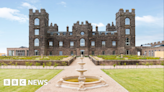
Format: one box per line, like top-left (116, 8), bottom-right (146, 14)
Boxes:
top-left (0, 56), bottom-right (76, 66)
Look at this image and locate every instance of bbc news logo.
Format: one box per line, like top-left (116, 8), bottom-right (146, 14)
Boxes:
top-left (4, 79), bottom-right (48, 86)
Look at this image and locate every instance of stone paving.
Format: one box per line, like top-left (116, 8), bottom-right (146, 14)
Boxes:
top-left (36, 57), bottom-right (128, 92)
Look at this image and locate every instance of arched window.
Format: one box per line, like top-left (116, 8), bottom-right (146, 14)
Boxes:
top-left (113, 51), bottom-right (115, 55)
top-left (125, 18), bottom-right (130, 25)
top-left (34, 50), bottom-right (39, 55)
top-left (81, 32), bottom-right (84, 35)
top-left (34, 18), bottom-right (39, 25)
top-left (49, 41), bottom-right (53, 46)
top-left (126, 38), bottom-right (130, 46)
top-left (34, 38), bottom-right (39, 46)
top-left (80, 39), bottom-right (85, 46)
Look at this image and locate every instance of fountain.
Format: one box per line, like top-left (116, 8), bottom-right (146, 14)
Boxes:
top-left (56, 55), bottom-right (108, 91)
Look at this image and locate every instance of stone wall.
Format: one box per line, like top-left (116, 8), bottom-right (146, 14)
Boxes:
top-left (0, 56), bottom-right (76, 66)
top-left (89, 55), bottom-right (163, 65)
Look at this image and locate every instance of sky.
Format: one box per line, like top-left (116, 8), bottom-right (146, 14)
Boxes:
top-left (0, 0), bottom-right (163, 54)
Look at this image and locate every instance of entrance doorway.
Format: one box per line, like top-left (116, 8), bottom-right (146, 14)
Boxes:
top-left (80, 50), bottom-right (85, 55)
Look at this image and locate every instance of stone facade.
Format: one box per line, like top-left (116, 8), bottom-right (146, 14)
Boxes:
top-left (29, 8), bottom-right (137, 56)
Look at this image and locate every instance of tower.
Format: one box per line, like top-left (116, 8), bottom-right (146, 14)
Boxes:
top-left (29, 9), bottom-right (49, 56)
top-left (116, 9), bottom-right (136, 54)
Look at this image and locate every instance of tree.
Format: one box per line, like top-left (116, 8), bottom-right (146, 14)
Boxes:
top-left (29, 63), bottom-right (32, 69)
top-left (53, 62), bottom-right (58, 69)
top-left (35, 62), bottom-right (40, 69)
top-left (46, 62), bottom-right (49, 69)
top-left (48, 62), bottom-right (52, 69)
top-left (136, 63), bottom-right (138, 68)
top-left (15, 62), bottom-right (17, 69)
top-left (124, 62), bottom-right (126, 69)
top-left (118, 62), bottom-right (120, 69)
top-left (9, 61), bottom-right (13, 68)
top-left (25, 62), bottom-right (29, 69)
top-left (62, 61), bottom-right (67, 69)
top-left (43, 63), bottom-right (45, 69)
top-left (113, 64), bottom-right (116, 69)
top-left (146, 62), bottom-right (149, 68)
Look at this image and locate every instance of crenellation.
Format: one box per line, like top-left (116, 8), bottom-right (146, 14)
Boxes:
top-left (35, 10), bottom-right (39, 15)
top-left (29, 8), bottom-right (137, 56)
top-left (29, 9), bottom-right (33, 15)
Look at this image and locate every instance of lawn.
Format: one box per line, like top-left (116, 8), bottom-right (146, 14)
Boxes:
top-left (0, 69), bottom-right (62, 92)
top-left (0, 56), bottom-right (68, 60)
top-left (102, 69), bottom-right (163, 92)
top-left (97, 55), bottom-right (160, 60)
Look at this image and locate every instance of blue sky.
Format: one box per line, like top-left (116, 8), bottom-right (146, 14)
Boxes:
top-left (0, 0), bottom-right (163, 54)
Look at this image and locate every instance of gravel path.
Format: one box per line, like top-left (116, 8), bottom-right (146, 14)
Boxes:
top-left (36, 57), bottom-right (128, 92)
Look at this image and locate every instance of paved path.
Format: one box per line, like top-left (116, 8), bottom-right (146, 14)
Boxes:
top-left (36, 57), bottom-right (128, 92)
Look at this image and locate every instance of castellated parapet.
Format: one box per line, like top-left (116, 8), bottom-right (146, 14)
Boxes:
top-left (145, 41), bottom-right (164, 47)
top-left (116, 8), bottom-right (135, 19)
top-left (29, 8), bottom-right (137, 56)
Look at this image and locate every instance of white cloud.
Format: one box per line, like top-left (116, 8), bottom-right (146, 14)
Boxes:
top-left (25, 0), bottom-right (39, 3)
top-left (92, 23), bottom-right (105, 27)
top-left (58, 1), bottom-right (67, 7)
top-left (136, 34), bottom-right (163, 46)
top-left (135, 15), bottom-right (163, 27)
top-left (21, 2), bottom-right (37, 10)
top-left (0, 7), bottom-right (28, 22)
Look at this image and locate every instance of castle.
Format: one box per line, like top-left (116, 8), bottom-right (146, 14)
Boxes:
top-left (28, 8), bottom-right (137, 56)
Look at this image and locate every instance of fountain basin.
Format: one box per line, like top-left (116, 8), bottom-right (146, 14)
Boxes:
top-left (78, 62), bottom-right (86, 65)
top-left (56, 76), bottom-right (108, 91)
top-left (76, 69), bottom-right (87, 72)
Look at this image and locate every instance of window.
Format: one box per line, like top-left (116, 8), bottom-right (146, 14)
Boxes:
top-left (35, 29), bottom-right (39, 35)
top-left (69, 32), bottom-right (72, 35)
top-left (35, 50), bottom-right (39, 55)
top-left (27, 50), bottom-right (29, 56)
top-left (105, 32), bottom-right (108, 35)
top-left (49, 41), bottom-right (53, 46)
top-left (92, 51), bottom-right (94, 55)
top-left (126, 50), bottom-right (130, 55)
top-left (113, 51), bottom-right (115, 55)
top-left (149, 50), bottom-right (151, 56)
top-left (81, 32), bottom-right (84, 35)
top-left (125, 29), bottom-right (130, 35)
top-left (59, 51), bottom-right (63, 55)
top-left (34, 38), bottom-right (39, 46)
top-left (57, 33), bottom-right (60, 35)
top-left (49, 51), bottom-right (52, 55)
top-left (125, 18), bottom-right (130, 25)
top-left (59, 41), bottom-right (63, 47)
top-left (34, 18), bottom-right (39, 25)
top-left (126, 38), bottom-right (130, 46)
top-left (144, 51), bottom-right (147, 56)
top-left (71, 51), bottom-right (73, 55)
top-left (70, 41), bottom-right (74, 46)
top-left (102, 51), bottom-right (105, 55)
top-left (80, 39), bottom-right (85, 46)
top-left (16, 50), bottom-right (25, 56)
top-left (102, 41), bottom-right (105, 46)
top-left (91, 41), bottom-right (95, 46)
top-left (50, 32), bottom-right (53, 36)
top-left (92, 32), bottom-right (95, 35)
top-left (111, 32), bottom-right (114, 35)
top-left (9, 50), bottom-right (14, 56)
top-left (112, 41), bottom-right (116, 46)
top-left (63, 32), bottom-right (66, 35)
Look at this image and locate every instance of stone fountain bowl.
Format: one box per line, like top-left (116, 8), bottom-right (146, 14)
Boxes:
top-left (56, 76), bottom-right (108, 91)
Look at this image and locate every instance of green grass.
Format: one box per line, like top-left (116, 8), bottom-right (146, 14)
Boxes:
top-left (97, 55), bottom-right (160, 60)
top-left (102, 69), bottom-right (163, 92)
top-left (0, 56), bottom-right (68, 60)
top-left (0, 69), bottom-right (62, 92)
